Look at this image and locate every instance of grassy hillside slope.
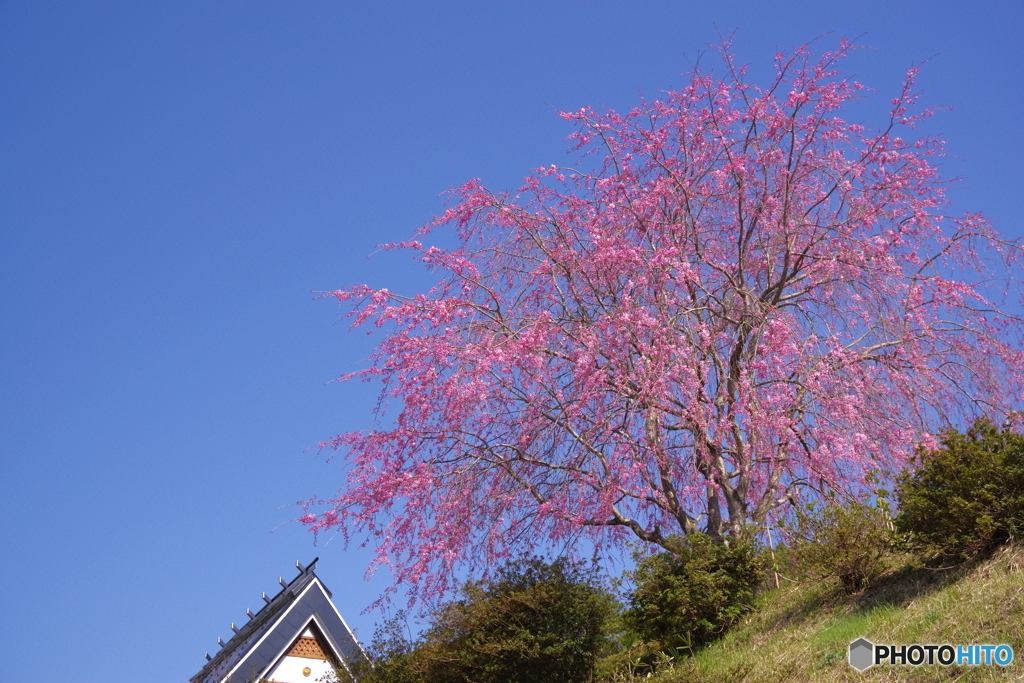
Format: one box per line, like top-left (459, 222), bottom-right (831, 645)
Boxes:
top-left (645, 544), bottom-right (1024, 682)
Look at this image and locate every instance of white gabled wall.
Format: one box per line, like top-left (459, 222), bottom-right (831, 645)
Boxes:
top-left (264, 655), bottom-right (337, 683)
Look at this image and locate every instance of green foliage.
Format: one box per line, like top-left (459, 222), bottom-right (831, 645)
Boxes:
top-left (896, 418), bottom-right (1024, 563)
top-left (622, 534), bottom-right (768, 652)
top-left (362, 557), bottom-right (619, 683)
top-left (593, 630), bottom-right (652, 681)
top-left (351, 610), bottom-right (418, 683)
top-left (786, 501), bottom-right (893, 593)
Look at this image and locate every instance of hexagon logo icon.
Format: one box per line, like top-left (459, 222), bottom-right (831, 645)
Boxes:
top-left (849, 638), bottom-right (874, 671)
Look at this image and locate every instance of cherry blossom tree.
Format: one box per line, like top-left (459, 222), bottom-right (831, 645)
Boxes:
top-left (302, 41), bottom-right (1024, 601)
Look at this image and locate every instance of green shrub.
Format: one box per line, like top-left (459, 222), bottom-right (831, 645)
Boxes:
top-left (896, 418), bottom-right (1024, 563)
top-left (622, 534), bottom-right (767, 652)
top-left (362, 557), bottom-right (618, 683)
top-left (787, 501), bottom-right (893, 593)
top-left (353, 611), bottom-right (419, 683)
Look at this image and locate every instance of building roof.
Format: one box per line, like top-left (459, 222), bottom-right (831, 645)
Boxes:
top-left (190, 558), bottom-right (369, 683)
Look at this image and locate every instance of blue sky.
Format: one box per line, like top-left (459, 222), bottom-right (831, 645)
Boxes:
top-left (2, 2), bottom-right (1022, 681)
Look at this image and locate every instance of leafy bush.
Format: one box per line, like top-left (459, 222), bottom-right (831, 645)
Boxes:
top-left (361, 557), bottom-right (618, 683)
top-left (787, 501), bottom-right (893, 592)
top-left (622, 534), bottom-right (767, 651)
top-left (896, 418), bottom-right (1024, 563)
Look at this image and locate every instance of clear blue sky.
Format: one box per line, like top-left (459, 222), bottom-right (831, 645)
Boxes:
top-left (2, 2), bottom-right (1021, 681)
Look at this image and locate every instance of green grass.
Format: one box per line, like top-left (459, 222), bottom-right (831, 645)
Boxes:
top-left (631, 543), bottom-right (1024, 682)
